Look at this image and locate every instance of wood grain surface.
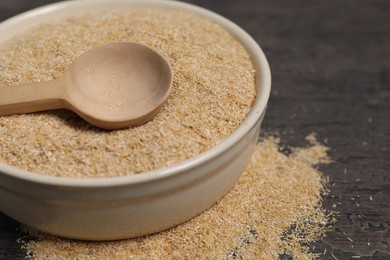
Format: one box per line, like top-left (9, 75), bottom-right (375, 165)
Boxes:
top-left (1, 0), bottom-right (389, 259)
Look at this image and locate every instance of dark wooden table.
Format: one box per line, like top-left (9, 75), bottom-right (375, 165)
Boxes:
top-left (1, 0), bottom-right (389, 259)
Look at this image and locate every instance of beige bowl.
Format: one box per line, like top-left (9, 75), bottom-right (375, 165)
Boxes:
top-left (0, 0), bottom-right (271, 240)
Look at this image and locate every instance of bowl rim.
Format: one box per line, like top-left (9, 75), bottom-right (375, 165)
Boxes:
top-left (0, 0), bottom-right (271, 187)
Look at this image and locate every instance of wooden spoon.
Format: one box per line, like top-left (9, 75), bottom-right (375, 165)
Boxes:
top-left (0, 42), bottom-right (172, 130)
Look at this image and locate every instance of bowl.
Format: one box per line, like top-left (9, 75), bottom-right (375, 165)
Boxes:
top-left (0, 0), bottom-right (271, 240)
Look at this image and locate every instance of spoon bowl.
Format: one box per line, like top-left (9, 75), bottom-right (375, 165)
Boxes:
top-left (0, 42), bottom-right (172, 129)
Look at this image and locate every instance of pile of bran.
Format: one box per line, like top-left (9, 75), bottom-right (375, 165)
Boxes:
top-left (0, 9), bottom-right (256, 177)
top-left (21, 134), bottom-right (333, 259)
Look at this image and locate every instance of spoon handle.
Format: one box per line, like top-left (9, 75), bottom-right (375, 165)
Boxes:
top-left (0, 78), bottom-right (65, 116)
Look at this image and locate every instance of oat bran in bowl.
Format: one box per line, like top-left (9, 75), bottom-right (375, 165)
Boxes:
top-left (0, 0), bottom-right (271, 240)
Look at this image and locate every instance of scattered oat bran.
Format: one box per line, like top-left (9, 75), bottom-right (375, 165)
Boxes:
top-left (21, 135), bottom-right (333, 259)
top-left (0, 9), bottom-right (256, 177)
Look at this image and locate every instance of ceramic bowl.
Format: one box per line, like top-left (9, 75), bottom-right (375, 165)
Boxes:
top-left (0, 0), bottom-right (271, 240)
